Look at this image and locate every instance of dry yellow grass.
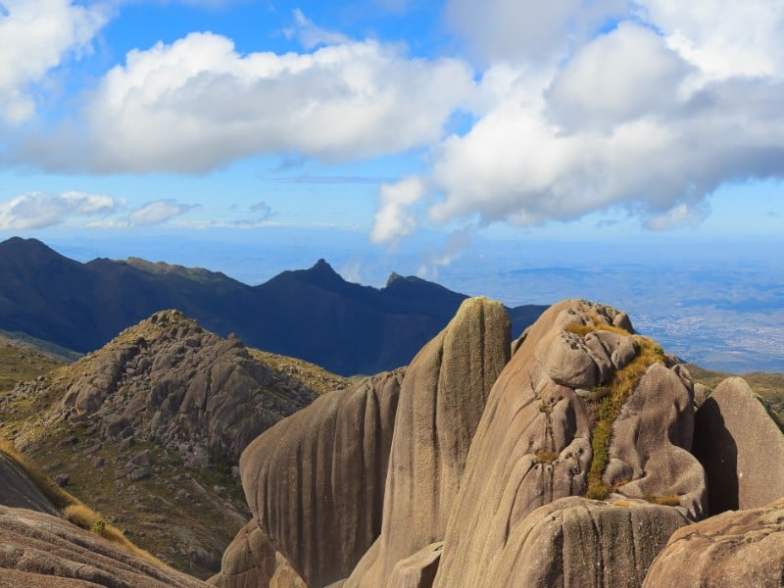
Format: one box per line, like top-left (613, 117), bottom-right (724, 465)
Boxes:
top-left (583, 336), bottom-right (665, 500)
top-left (0, 441), bottom-right (165, 567)
top-left (644, 495), bottom-right (681, 507)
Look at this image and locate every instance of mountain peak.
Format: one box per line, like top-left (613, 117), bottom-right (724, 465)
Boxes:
top-left (386, 272), bottom-right (404, 287)
top-left (0, 236), bottom-right (60, 258)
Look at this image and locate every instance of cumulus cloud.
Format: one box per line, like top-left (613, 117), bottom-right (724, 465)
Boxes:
top-left (374, 0), bottom-right (784, 239)
top-left (370, 177), bottom-right (426, 244)
top-left (21, 20), bottom-right (475, 172)
top-left (0, 191), bottom-right (118, 229)
top-left (445, 0), bottom-right (625, 65)
top-left (0, 0), bottom-right (107, 124)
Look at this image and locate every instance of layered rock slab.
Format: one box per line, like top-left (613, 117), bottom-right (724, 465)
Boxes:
top-left (345, 298), bottom-right (511, 588)
top-left (693, 376), bottom-right (784, 515)
top-left (0, 505), bottom-right (209, 587)
top-left (240, 369), bottom-right (404, 587)
top-left (643, 497), bottom-right (784, 588)
top-left (432, 300), bottom-right (706, 588)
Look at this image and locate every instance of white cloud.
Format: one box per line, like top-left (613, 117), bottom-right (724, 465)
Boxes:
top-left (371, 177), bottom-right (426, 244)
top-left (0, 0), bottom-right (107, 124)
top-left (0, 191), bottom-right (118, 229)
top-left (639, 0), bottom-right (784, 79)
top-left (445, 0), bottom-right (625, 65)
top-left (23, 24), bottom-right (475, 172)
top-left (377, 2), bottom-right (784, 236)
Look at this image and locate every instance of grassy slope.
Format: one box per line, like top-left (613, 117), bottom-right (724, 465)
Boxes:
top-left (0, 336), bottom-right (348, 579)
top-left (0, 336), bottom-right (64, 393)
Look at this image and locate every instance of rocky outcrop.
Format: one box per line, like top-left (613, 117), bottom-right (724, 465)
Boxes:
top-left (457, 496), bottom-right (688, 588)
top-left (0, 452), bottom-right (57, 515)
top-left (432, 300), bottom-right (706, 588)
top-left (207, 520), bottom-right (306, 588)
top-left (643, 497), bottom-right (784, 588)
top-left (12, 310), bottom-right (336, 464)
top-left (0, 505), bottom-right (210, 587)
top-left (345, 298), bottom-right (511, 588)
top-left (239, 369), bottom-right (404, 587)
top-left (693, 377), bottom-right (784, 515)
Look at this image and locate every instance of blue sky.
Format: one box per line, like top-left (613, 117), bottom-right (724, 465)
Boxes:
top-left (0, 0), bottom-right (783, 280)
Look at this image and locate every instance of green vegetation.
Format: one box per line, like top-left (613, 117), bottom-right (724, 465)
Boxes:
top-left (583, 336), bottom-right (666, 500)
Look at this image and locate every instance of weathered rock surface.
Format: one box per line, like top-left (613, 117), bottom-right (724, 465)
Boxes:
top-left (0, 452), bottom-right (57, 515)
top-left (13, 310), bottom-right (334, 464)
top-left (431, 300), bottom-right (706, 588)
top-left (346, 298), bottom-right (511, 588)
top-left (693, 377), bottom-right (784, 515)
top-left (387, 543), bottom-right (443, 588)
top-left (240, 369), bottom-right (404, 587)
top-left (207, 520), bottom-right (306, 588)
top-left (643, 497), bottom-right (784, 588)
top-left (452, 496), bottom-right (688, 588)
top-left (0, 505), bottom-right (209, 587)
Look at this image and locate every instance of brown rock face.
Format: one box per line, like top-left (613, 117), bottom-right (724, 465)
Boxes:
top-left (459, 496), bottom-right (688, 588)
top-left (643, 497), bottom-right (784, 588)
top-left (693, 377), bottom-right (784, 515)
top-left (23, 310), bottom-right (324, 464)
top-left (345, 298), bottom-right (511, 588)
top-left (431, 300), bottom-right (705, 588)
top-left (207, 520), bottom-right (305, 588)
top-left (0, 453), bottom-right (57, 515)
top-left (239, 369), bottom-right (404, 587)
top-left (0, 505), bottom-right (209, 587)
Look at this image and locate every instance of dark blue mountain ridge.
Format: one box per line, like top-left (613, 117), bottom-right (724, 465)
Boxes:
top-left (0, 237), bottom-right (546, 375)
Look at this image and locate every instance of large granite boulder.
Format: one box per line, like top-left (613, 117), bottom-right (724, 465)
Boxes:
top-left (239, 369), bottom-right (404, 587)
top-left (432, 300), bottom-right (706, 588)
top-left (0, 505), bottom-right (209, 587)
top-left (643, 497), bottom-right (784, 588)
top-left (345, 298), bottom-right (511, 587)
top-left (461, 496), bottom-right (689, 588)
top-left (207, 520), bottom-right (305, 588)
top-left (0, 452), bottom-right (57, 515)
top-left (693, 377), bottom-right (784, 515)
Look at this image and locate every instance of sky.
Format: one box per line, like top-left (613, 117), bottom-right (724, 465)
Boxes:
top-left (0, 0), bottom-right (783, 281)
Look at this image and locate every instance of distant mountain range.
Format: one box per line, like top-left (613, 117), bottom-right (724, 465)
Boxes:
top-left (0, 237), bottom-right (546, 375)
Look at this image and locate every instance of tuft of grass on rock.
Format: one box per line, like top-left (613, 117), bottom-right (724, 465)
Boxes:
top-left (584, 336), bottom-right (666, 501)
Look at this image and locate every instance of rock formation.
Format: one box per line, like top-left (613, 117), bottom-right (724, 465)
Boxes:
top-left (432, 300), bottom-right (705, 588)
top-left (237, 369), bottom-right (405, 587)
top-left (643, 497), bottom-right (784, 588)
top-left (0, 505), bottom-right (210, 587)
top-left (12, 310), bottom-right (333, 464)
top-left (467, 496), bottom-right (689, 588)
top-left (345, 297), bottom-right (511, 587)
top-left (692, 376), bottom-right (784, 515)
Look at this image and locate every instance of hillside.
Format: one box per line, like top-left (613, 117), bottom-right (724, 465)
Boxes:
top-left (0, 334), bottom-right (66, 393)
top-left (0, 311), bottom-right (348, 579)
top-left (0, 237), bottom-right (547, 375)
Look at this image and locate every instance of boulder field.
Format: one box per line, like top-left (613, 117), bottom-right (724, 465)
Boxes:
top-left (215, 298), bottom-right (784, 588)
